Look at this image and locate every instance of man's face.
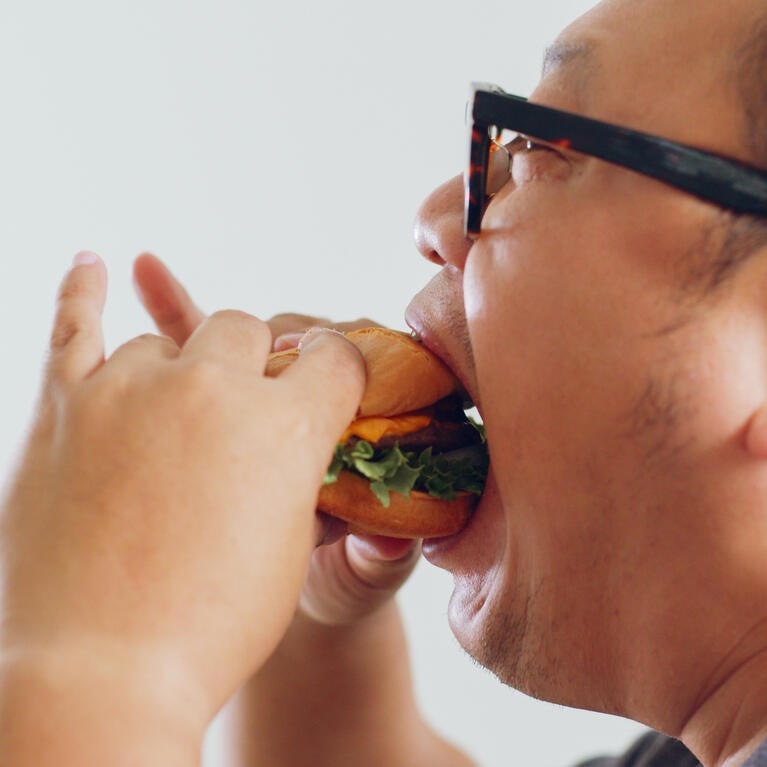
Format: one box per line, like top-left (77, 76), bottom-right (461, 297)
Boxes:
top-left (406, 0), bottom-right (767, 716)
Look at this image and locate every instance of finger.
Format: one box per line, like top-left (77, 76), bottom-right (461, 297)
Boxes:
top-left (272, 317), bottom-right (382, 352)
top-left (345, 535), bottom-right (421, 591)
top-left (133, 253), bottom-right (206, 346)
top-left (281, 328), bottom-right (366, 443)
top-left (107, 332), bottom-right (180, 369)
top-left (45, 251), bottom-right (108, 391)
top-left (267, 313), bottom-right (331, 347)
top-left (314, 512), bottom-right (348, 547)
top-left (299, 534), bottom-right (420, 624)
top-left (272, 332), bottom-right (307, 352)
top-left (180, 310), bottom-right (272, 369)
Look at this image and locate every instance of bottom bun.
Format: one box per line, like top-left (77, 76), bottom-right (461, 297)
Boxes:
top-left (317, 470), bottom-right (476, 539)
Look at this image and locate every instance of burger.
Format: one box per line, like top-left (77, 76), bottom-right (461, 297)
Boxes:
top-left (265, 327), bottom-right (488, 538)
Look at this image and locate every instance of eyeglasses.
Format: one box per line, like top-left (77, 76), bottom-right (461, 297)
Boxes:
top-left (465, 82), bottom-right (767, 239)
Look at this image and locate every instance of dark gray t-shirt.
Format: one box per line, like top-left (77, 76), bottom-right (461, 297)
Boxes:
top-left (580, 731), bottom-right (767, 767)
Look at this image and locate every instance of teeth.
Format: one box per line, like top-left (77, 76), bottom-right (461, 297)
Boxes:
top-left (464, 405), bottom-right (482, 422)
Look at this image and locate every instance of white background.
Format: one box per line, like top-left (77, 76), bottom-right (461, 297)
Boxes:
top-left (0, 1), bottom-right (646, 765)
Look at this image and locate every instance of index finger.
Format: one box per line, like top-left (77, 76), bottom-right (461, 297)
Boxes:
top-left (45, 252), bottom-right (108, 393)
top-left (281, 328), bottom-right (366, 443)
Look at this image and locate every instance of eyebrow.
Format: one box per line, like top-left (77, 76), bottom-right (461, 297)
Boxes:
top-left (541, 40), bottom-right (594, 77)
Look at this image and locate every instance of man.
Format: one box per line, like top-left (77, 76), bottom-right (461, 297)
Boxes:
top-left (2, 0), bottom-right (767, 765)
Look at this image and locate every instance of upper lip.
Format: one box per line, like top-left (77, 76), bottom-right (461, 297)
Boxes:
top-left (404, 309), bottom-right (480, 411)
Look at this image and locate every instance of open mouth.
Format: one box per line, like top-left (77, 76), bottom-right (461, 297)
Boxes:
top-left (405, 327), bottom-right (489, 501)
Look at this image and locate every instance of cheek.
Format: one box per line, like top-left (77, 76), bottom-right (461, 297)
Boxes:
top-left (464, 225), bottom-right (627, 466)
top-left (462, 177), bottom-right (692, 478)
top-left (461, 210), bottom-right (671, 555)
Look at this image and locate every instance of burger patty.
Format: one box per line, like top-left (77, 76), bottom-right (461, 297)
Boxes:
top-left (348, 417), bottom-right (482, 454)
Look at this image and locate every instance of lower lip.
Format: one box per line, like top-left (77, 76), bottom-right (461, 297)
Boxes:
top-left (421, 453), bottom-right (493, 564)
top-left (421, 500), bottom-right (481, 565)
top-left (421, 533), bottom-right (462, 565)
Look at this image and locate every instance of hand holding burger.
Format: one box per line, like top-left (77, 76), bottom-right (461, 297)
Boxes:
top-left (267, 327), bottom-right (489, 539)
top-left (133, 255), bottom-right (487, 627)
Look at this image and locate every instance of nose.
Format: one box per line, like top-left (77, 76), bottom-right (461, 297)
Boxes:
top-left (414, 173), bottom-right (473, 269)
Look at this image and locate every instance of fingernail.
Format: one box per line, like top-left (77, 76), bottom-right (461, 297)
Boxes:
top-left (273, 332), bottom-right (305, 352)
top-left (298, 327), bottom-right (345, 352)
top-left (72, 251), bottom-right (99, 267)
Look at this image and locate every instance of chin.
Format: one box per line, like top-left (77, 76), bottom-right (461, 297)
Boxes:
top-left (447, 554), bottom-right (614, 711)
top-left (422, 472), bottom-right (525, 681)
top-left (445, 545), bottom-right (531, 682)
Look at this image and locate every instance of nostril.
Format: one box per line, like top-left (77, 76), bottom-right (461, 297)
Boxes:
top-left (413, 222), bottom-right (446, 266)
top-left (413, 173), bottom-right (471, 270)
top-left (425, 248), bottom-right (445, 266)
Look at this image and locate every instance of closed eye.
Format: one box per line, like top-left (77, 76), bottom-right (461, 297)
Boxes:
top-left (510, 135), bottom-right (570, 184)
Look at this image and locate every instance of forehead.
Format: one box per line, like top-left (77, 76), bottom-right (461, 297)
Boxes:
top-left (536, 0), bottom-right (757, 151)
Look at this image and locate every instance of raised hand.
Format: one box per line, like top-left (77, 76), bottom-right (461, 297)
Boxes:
top-left (133, 252), bottom-right (422, 626)
top-left (0, 252), bottom-right (365, 764)
top-left (132, 253), bottom-right (474, 767)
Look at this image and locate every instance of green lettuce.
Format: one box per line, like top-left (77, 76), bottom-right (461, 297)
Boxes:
top-left (324, 424), bottom-right (489, 508)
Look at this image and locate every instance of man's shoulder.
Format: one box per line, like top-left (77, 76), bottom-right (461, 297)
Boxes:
top-left (577, 731), bottom-right (767, 767)
top-left (577, 732), bottom-right (697, 767)
top-left (743, 738), bottom-right (767, 767)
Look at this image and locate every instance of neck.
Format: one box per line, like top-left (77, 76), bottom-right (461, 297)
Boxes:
top-left (679, 622), bottom-right (767, 767)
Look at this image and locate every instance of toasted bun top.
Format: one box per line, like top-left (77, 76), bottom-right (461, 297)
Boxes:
top-left (265, 327), bottom-right (461, 417)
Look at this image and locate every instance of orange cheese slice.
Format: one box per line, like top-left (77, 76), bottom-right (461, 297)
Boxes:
top-left (340, 413), bottom-right (432, 444)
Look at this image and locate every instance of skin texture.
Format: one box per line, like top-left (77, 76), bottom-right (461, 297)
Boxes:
top-left (407, 1), bottom-right (767, 765)
top-left (0, 253), bottom-right (366, 765)
top-left (134, 253), bottom-right (474, 767)
top-left (132, 2), bottom-right (767, 763)
top-left (4, 2), bottom-right (767, 766)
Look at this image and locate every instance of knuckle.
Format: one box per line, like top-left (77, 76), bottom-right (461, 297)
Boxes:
top-left (268, 313), bottom-right (331, 338)
top-left (210, 309), bottom-right (271, 345)
top-left (49, 311), bottom-right (99, 352)
top-left (57, 273), bottom-right (90, 303)
top-left (49, 317), bottom-right (83, 350)
top-left (110, 333), bottom-right (148, 358)
top-left (112, 333), bottom-right (176, 357)
top-left (177, 358), bottom-right (225, 401)
top-left (138, 332), bottom-right (177, 352)
top-left (210, 308), bottom-right (255, 324)
top-left (66, 376), bottom-right (120, 429)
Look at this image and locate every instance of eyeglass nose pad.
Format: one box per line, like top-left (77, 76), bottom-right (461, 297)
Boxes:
top-left (486, 141), bottom-right (512, 198)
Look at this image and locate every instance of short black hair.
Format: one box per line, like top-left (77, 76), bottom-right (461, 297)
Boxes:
top-left (737, 10), bottom-right (767, 167)
top-left (708, 11), bottom-right (767, 291)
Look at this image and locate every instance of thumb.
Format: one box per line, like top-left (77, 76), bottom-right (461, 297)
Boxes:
top-left (345, 535), bottom-right (421, 593)
top-left (45, 251), bottom-right (108, 392)
top-left (299, 535), bottom-right (420, 626)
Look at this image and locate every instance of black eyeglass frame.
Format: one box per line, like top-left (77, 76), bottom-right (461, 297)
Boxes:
top-left (465, 82), bottom-right (767, 238)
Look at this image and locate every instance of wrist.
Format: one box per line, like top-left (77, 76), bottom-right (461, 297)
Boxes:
top-left (0, 640), bottom-right (208, 766)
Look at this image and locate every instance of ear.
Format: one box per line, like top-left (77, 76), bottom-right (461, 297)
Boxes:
top-left (745, 408), bottom-right (767, 458)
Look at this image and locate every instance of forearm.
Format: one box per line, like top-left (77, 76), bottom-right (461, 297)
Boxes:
top-left (218, 601), bottom-right (474, 767)
top-left (0, 648), bottom-right (205, 766)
